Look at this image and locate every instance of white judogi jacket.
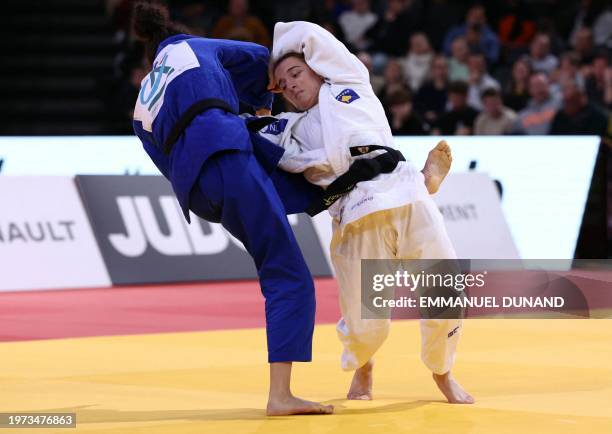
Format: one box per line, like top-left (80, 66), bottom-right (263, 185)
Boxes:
top-left (266, 23), bottom-right (461, 375)
top-left (266, 21), bottom-right (429, 227)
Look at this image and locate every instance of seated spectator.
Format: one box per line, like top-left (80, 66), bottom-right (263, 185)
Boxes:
top-left (433, 80), bottom-right (480, 135)
top-left (386, 89), bottom-right (429, 135)
top-left (474, 87), bottom-right (517, 135)
top-left (365, 0), bottom-right (422, 57)
top-left (467, 51), bottom-right (501, 110)
top-left (448, 36), bottom-right (470, 82)
top-left (212, 0), bottom-right (270, 47)
top-left (378, 58), bottom-right (410, 106)
top-left (503, 55), bottom-right (532, 112)
top-left (338, 0), bottom-right (377, 51)
top-left (443, 3), bottom-right (500, 65)
top-left (550, 51), bottom-right (585, 98)
top-left (401, 32), bottom-right (434, 91)
top-left (414, 55), bottom-right (449, 127)
top-left (357, 51), bottom-right (385, 95)
top-left (512, 72), bottom-right (561, 134)
top-left (550, 77), bottom-right (610, 136)
top-left (573, 26), bottom-right (596, 66)
top-left (529, 32), bottom-right (559, 75)
top-left (585, 50), bottom-right (612, 110)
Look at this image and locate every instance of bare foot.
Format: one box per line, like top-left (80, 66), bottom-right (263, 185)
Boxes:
top-left (432, 372), bottom-right (475, 404)
top-left (266, 395), bottom-right (334, 416)
top-left (347, 360), bottom-right (373, 400)
top-left (422, 140), bottom-right (452, 194)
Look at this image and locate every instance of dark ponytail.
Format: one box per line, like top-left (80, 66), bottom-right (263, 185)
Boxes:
top-left (132, 1), bottom-right (189, 63)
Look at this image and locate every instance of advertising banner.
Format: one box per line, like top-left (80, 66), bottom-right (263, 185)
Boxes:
top-left (76, 175), bottom-right (331, 284)
top-left (0, 177), bottom-right (111, 291)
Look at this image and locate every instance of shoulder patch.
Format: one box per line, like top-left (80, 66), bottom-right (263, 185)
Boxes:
top-left (134, 41), bottom-right (200, 132)
top-left (335, 88), bottom-right (360, 104)
top-left (263, 118), bottom-right (288, 135)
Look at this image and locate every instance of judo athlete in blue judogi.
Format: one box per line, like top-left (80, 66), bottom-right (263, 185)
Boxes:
top-left (130, 2), bottom-right (332, 415)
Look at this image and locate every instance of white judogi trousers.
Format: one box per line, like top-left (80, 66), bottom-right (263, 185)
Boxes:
top-left (331, 198), bottom-right (462, 375)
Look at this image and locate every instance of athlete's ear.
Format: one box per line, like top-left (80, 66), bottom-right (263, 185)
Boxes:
top-left (267, 66), bottom-right (283, 94)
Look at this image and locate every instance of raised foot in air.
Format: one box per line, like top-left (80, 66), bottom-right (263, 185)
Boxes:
top-left (422, 140), bottom-right (452, 194)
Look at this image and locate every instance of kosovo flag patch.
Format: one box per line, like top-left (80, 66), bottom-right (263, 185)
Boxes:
top-left (335, 88), bottom-right (360, 104)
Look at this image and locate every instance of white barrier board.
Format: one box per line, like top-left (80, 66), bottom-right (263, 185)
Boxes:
top-left (0, 177), bottom-right (111, 291)
top-left (0, 135), bottom-right (599, 259)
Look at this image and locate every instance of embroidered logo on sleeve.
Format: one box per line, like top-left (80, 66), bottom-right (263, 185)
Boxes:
top-left (139, 53), bottom-right (175, 112)
top-left (335, 88), bottom-right (360, 104)
top-left (263, 118), bottom-right (288, 135)
top-left (134, 41), bottom-right (200, 132)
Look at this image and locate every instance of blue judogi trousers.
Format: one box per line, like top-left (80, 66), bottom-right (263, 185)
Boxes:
top-left (190, 150), bottom-right (316, 362)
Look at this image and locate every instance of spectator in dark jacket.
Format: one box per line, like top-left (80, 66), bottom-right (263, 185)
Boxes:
top-left (366, 0), bottom-right (422, 57)
top-left (414, 55), bottom-right (449, 127)
top-left (550, 77), bottom-right (610, 137)
top-left (386, 88), bottom-right (429, 135)
top-left (433, 80), bottom-right (480, 135)
top-left (443, 3), bottom-right (500, 65)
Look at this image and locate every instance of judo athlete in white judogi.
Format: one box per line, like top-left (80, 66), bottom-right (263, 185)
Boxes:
top-left (261, 21), bottom-right (474, 404)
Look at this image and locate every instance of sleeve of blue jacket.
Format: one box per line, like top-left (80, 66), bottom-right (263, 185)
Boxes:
top-left (216, 39), bottom-right (274, 110)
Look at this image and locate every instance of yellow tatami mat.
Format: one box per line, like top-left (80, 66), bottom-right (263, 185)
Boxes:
top-left (1, 319), bottom-right (611, 433)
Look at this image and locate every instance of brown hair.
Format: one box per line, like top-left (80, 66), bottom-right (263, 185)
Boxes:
top-left (272, 52), bottom-right (305, 71)
top-left (132, 1), bottom-right (190, 64)
top-left (387, 88), bottom-right (413, 106)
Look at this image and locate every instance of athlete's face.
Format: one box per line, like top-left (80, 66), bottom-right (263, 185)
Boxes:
top-left (274, 56), bottom-right (323, 111)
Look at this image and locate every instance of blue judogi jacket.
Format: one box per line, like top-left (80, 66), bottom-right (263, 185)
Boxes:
top-left (133, 34), bottom-right (321, 221)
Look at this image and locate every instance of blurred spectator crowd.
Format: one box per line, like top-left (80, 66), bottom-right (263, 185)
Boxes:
top-left (106, 0), bottom-right (612, 141)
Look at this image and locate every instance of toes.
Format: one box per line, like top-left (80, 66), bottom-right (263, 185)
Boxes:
top-left (321, 405), bottom-right (334, 414)
top-left (310, 402), bottom-right (334, 414)
top-left (437, 141), bottom-right (450, 152)
top-left (464, 395), bottom-right (475, 404)
top-left (312, 404), bottom-right (334, 414)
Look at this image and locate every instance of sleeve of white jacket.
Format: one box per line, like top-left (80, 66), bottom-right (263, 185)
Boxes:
top-left (255, 112), bottom-right (330, 174)
top-left (272, 21), bottom-right (369, 85)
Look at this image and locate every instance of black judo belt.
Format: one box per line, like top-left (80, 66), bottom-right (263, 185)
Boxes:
top-left (163, 98), bottom-right (237, 155)
top-left (245, 116), bottom-right (277, 132)
top-left (305, 145), bottom-right (405, 217)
